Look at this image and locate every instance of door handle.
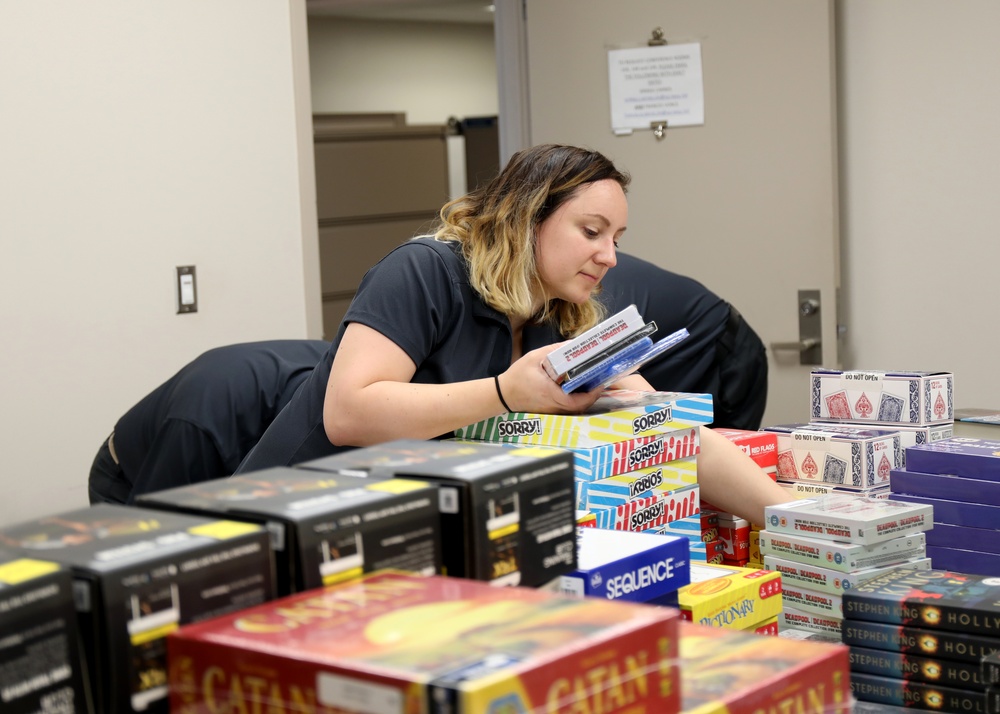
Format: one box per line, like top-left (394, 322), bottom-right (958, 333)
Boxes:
top-left (770, 338), bottom-right (820, 352)
top-left (770, 290), bottom-right (822, 365)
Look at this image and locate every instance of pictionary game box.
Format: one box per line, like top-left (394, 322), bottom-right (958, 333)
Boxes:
top-left (138, 466), bottom-right (441, 596)
top-left (763, 494), bottom-right (933, 545)
top-left (168, 570), bottom-right (683, 714)
top-left (905, 436), bottom-right (1000, 482)
top-left (0, 547), bottom-right (86, 714)
top-left (652, 561), bottom-right (782, 630)
top-left (554, 527), bottom-right (690, 603)
top-left (678, 621), bottom-right (851, 714)
top-left (453, 389), bottom-right (712, 449)
top-left (0, 504), bottom-right (274, 714)
top-left (765, 423), bottom-right (902, 489)
top-left (295, 439), bottom-right (576, 587)
top-left (809, 369), bottom-right (954, 425)
top-left (758, 529), bottom-right (927, 573)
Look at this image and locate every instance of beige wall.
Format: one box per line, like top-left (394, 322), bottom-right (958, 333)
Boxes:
top-left (837, 0), bottom-right (1000, 408)
top-left (0, 1), bottom-right (319, 526)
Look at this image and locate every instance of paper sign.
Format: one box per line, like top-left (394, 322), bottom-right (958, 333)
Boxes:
top-left (608, 42), bottom-right (704, 133)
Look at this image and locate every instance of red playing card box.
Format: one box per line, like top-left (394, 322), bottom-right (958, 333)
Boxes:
top-left (168, 570), bottom-right (682, 714)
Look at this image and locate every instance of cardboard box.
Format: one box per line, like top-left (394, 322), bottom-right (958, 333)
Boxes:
top-left (925, 523), bottom-right (1000, 555)
top-left (591, 484), bottom-right (700, 532)
top-left (905, 436), bottom-right (1000, 482)
top-left (0, 549), bottom-right (87, 714)
top-left (813, 421), bottom-right (953, 467)
top-left (556, 527), bottom-right (690, 603)
top-left (766, 423), bottom-right (902, 490)
top-left (809, 369), bottom-right (954, 425)
top-left (296, 440), bottom-right (577, 587)
top-left (891, 466), bottom-right (1000, 505)
top-left (888, 492), bottom-right (1000, 530)
top-left (713, 428), bottom-right (779, 471)
top-left (758, 530), bottom-right (927, 573)
top-left (763, 554), bottom-right (930, 595)
top-left (679, 621), bottom-right (851, 713)
top-left (763, 494), bottom-right (933, 545)
top-left (454, 389), bottom-right (712, 449)
top-left (0, 504), bottom-right (274, 714)
top-left (584, 456), bottom-right (698, 508)
top-left (925, 545), bottom-right (1000, 578)
top-left (139, 466), bottom-right (441, 595)
top-left (654, 561), bottom-right (783, 630)
top-left (168, 570), bottom-right (683, 714)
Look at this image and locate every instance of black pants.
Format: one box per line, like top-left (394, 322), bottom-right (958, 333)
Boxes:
top-left (88, 435), bottom-right (131, 505)
top-left (713, 306), bottom-right (769, 430)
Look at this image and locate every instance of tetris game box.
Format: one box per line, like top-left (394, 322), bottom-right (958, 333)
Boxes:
top-left (0, 504), bottom-right (273, 714)
top-left (168, 570), bottom-right (682, 714)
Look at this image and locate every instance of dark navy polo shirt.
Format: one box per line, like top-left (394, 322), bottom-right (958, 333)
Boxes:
top-left (237, 238), bottom-right (560, 471)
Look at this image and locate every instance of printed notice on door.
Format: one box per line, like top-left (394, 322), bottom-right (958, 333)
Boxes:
top-left (608, 42), bottom-right (704, 134)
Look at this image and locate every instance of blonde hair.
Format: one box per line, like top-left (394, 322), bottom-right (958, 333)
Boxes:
top-left (433, 144), bottom-right (630, 337)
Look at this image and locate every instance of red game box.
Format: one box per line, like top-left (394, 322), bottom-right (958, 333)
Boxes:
top-left (679, 621), bottom-right (851, 713)
top-left (168, 570), bottom-right (681, 714)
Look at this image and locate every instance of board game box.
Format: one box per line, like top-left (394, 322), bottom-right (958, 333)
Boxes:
top-left (561, 430), bottom-right (701, 483)
top-left (759, 529), bottom-right (926, 573)
top-left (764, 553), bottom-right (930, 595)
top-left (168, 570), bottom-right (683, 714)
top-left (584, 456), bottom-right (698, 508)
top-left (888, 492), bottom-right (1000, 530)
top-left (926, 545), bottom-right (1000, 578)
top-left (763, 494), bottom-right (932, 545)
top-left (0, 504), bottom-right (274, 714)
top-left (454, 389), bottom-right (712, 449)
top-left (925, 523), bottom-right (1000, 555)
top-left (295, 440), bottom-right (577, 588)
top-left (591, 484), bottom-right (700, 532)
top-left (905, 437), bottom-right (1000, 482)
top-left (713, 428), bottom-right (778, 472)
top-left (139, 466), bottom-right (441, 595)
top-left (555, 527), bottom-right (690, 603)
top-left (809, 369), bottom-right (953, 425)
top-left (850, 672), bottom-right (1000, 712)
top-left (678, 621), bottom-right (851, 714)
top-left (651, 561), bottom-right (782, 630)
top-left (765, 423), bottom-right (902, 489)
top-left (841, 618), bottom-right (1000, 665)
top-left (849, 644), bottom-right (990, 690)
top-left (843, 568), bottom-right (1000, 636)
top-left (890, 467), bottom-right (1000, 506)
top-left (0, 548), bottom-right (87, 714)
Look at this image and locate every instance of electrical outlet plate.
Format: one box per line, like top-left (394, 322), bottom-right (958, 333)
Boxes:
top-left (177, 266), bottom-right (197, 314)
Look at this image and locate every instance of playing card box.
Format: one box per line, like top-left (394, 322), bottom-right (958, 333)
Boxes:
top-left (167, 570), bottom-right (683, 714)
top-left (454, 389), bottom-right (712, 449)
top-left (891, 467), bottom-right (1000, 506)
top-left (843, 568), bottom-right (1000, 636)
top-left (814, 422), bottom-right (954, 467)
top-left (713, 428), bottom-right (779, 471)
top-left (763, 553), bottom-right (930, 596)
top-left (591, 484), bottom-right (700, 532)
top-left (295, 440), bottom-right (576, 588)
top-left (652, 561), bottom-right (783, 630)
top-left (850, 672), bottom-right (1000, 713)
top-left (0, 504), bottom-right (274, 714)
top-left (780, 605), bottom-right (844, 637)
top-left (765, 423), bottom-right (902, 489)
top-left (888, 492), bottom-right (1000, 530)
top-left (0, 549), bottom-right (86, 714)
top-left (810, 369), bottom-right (954, 425)
top-left (780, 480), bottom-right (891, 500)
top-left (841, 618), bottom-right (1000, 665)
top-left (758, 530), bottom-right (927, 573)
top-left (763, 494), bottom-right (933, 545)
top-left (926, 545), bottom-right (1000, 578)
top-left (678, 621), bottom-right (851, 714)
top-left (555, 527), bottom-right (690, 603)
top-left (926, 523), bottom-right (1000, 555)
top-left (905, 437), bottom-right (1000, 482)
top-left (584, 456), bottom-right (698, 508)
top-left (139, 466), bottom-right (441, 595)
top-left (542, 303), bottom-right (646, 381)
top-left (849, 644), bottom-right (990, 690)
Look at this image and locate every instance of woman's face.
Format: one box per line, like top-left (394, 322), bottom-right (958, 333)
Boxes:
top-left (534, 178), bottom-right (628, 305)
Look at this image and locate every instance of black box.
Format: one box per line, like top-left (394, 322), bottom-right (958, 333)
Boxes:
top-left (0, 504), bottom-right (274, 714)
top-left (851, 672), bottom-right (999, 713)
top-left (0, 547), bottom-right (87, 713)
top-left (849, 645), bottom-right (989, 690)
top-left (842, 619), bottom-right (1000, 665)
top-left (298, 439), bottom-right (577, 587)
top-left (138, 467), bottom-right (442, 596)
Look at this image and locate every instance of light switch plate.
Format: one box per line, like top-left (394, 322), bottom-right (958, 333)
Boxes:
top-left (177, 265), bottom-right (197, 314)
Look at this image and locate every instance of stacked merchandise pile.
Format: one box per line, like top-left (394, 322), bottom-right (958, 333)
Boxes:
top-left (891, 437), bottom-right (1000, 577)
top-left (842, 568), bottom-right (1000, 711)
top-left (657, 510), bottom-right (725, 564)
top-left (678, 620), bottom-right (851, 713)
top-left (454, 389), bottom-right (712, 559)
top-left (760, 494), bottom-right (932, 640)
top-left (167, 570), bottom-right (685, 714)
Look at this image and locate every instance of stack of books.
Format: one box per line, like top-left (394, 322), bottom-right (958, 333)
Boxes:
top-left (842, 568), bottom-right (1000, 711)
top-left (890, 437), bottom-right (1000, 577)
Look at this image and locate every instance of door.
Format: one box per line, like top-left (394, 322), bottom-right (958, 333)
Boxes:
top-left (515, 0), bottom-right (841, 427)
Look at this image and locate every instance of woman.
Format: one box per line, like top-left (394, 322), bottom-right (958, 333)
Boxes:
top-left (238, 144), bottom-right (789, 524)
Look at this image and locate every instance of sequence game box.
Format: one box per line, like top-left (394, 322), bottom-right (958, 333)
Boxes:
top-left (905, 437), bottom-right (1000, 482)
top-left (0, 548), bottom-right (86, 714)
top-left (678, 621), bottom-right (851, 714)
top-left (759, 529), bottom-right (926, 573)
top-left (653, 561), bottom-right (782, 630)
top-left (765, 423), bottom-right (902, 489)
top-left (0, 504), bottom-right (274, 714)
top-left (454, 389), bottom-right (712, 449)
top-left (168, 570), bottom-right (683, 714)
top-left (763, 494), bottom-right (932, 546)
top-left (843, 568), bottom-right (1000, 636)
top-left (297, 439), bottom-right (577, 587)
top-left (809, 369), bottom-right (954, 425)
top-left (139, 466), bottom-right (441, 595)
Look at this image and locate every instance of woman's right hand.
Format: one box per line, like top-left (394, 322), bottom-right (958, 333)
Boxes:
top-left (497, 344), bottom-right (605, 415)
